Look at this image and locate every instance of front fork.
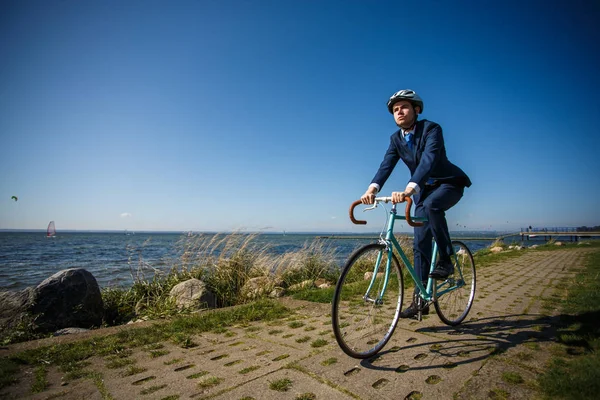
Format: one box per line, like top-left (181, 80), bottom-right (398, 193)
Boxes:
top-left (363, 241), bottom-right (389, 305)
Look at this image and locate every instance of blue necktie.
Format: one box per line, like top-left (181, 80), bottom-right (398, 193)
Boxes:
top-left (405, 133), bottom-right (414, 151)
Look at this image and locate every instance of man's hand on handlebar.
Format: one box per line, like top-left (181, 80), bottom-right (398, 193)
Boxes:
top-left (350, 194), bottom-right (423, 227)
top-left (391, 186), bottom-right (416, 204)
top-left (360, 188), bottom-right (377, 205)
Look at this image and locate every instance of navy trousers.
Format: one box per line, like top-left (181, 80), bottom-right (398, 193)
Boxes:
top-left (413, 183), bottom-right (464, 289)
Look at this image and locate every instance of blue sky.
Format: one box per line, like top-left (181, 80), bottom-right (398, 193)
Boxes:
top-left (1, 0), bottom-right (599, 233)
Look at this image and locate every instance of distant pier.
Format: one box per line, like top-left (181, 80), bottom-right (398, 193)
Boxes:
top-left (318, 228), bottom-right (600, 243)
top-left (516, 227), bottom-right (600, 242)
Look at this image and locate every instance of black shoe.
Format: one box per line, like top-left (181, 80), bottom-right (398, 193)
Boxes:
top-left (400, 294), bottom-right (429, 319)
top-left (429, 259), bottom-right (454, 279)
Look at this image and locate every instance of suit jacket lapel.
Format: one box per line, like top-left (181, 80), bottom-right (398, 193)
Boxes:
top-left (413, 120), bottom-right (424, 153)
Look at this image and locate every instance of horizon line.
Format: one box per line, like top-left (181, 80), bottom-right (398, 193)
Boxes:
top-left (0, 228), bottom-right (524, 235)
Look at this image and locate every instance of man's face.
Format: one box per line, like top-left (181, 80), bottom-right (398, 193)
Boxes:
top-left (392, 100), bottom-right (417, 129)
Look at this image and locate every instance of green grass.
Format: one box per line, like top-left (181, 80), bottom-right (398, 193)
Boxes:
top-left (470, 239), bottom-right (584, 271)
top-left (405, 391), bottom-right (423, 400)
top-left (269, 378), bottom-right (292, 391)
top-left (31, 365), bottom-right (49, 393)
top-left (320, 357), bottom-right (337, 366)
top-left (473, 247), bottom-right (528, 268)
top-left (172, 334), bottom-right (198, 348)
top-left (106, 357), bottom-right (134, 369)
top-left (197, 376), bottom-right (223, 389)
top-left (501, 371), bottom-right (524, 384)
top-left (0, 358), bottom-right (19, 389)
top-left (310, 339), bottom-right (328, 348)
top-left (63, 367), bottom-right (95, 381)
top-left (425, 375), bottom-right (441, 384)
top-left (140, 384), bottom-right (167, 395)
top-left (149, 349), bottom-right (170, 358)
top-left (288, 321), bottom-right (305, 328)
top-left (292, 287), bottom-right (335, 303)
top-left (186, 371), bottom-right (209, 379)
top-left (295, 336), bottom-right (311, 343)
top-left (239, 365), bottom-right (261, 374)
top-left (537, 242), bottom-right (600, 400)
top-left (121, 365), bottom-right (147, 377)
top-left (295, 393), bottom-right (317, 400)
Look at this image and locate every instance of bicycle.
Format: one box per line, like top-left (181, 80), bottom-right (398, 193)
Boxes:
top-left (331, 196), bottom-right (476, 359)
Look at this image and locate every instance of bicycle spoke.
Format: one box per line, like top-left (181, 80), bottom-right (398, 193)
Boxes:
top-left (434, 241), bottom-right (476, 326)
top-left (332, 244), bottom-right (403, 358)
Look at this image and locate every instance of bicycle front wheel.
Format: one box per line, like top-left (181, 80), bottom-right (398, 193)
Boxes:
top-left (332, 243), bottom-right (404, 359)
top-left (434, 240), bottom-right (476, 326)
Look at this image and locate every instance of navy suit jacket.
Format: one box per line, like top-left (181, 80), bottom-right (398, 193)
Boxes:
top-left (371, 119), bottom-right (471, 190)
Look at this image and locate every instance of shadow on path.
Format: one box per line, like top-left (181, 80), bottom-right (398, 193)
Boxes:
top-left (358, 311), bottom-right (579, 372)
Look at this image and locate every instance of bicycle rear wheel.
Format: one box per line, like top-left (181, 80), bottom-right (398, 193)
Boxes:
top-left (332, 243), bottom-right (404, 359)
top-left (433, 240), bottom-right (476, 326)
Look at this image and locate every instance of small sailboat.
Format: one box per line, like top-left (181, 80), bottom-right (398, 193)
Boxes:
top-left (47, 221), bottom-right (56, 238)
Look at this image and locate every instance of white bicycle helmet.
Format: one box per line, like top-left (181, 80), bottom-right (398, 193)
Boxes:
top-left (387, 89), bottom-right (424, 114)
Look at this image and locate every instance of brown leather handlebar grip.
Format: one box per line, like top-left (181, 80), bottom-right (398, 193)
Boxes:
top-left (349, 197), bottom-right (424, 227)
top-left (404, 197), bottom-right (424, 227)
top-left (349, 200), bottom-right (367, 225)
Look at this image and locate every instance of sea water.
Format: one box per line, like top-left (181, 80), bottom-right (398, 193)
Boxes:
top-left (0, 231), bottom-right (524, 291)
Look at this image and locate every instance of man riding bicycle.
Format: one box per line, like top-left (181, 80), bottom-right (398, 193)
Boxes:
top-left (361, 89), bottom-right (471, 318)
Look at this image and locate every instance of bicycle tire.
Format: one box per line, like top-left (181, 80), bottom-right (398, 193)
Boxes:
top-left (332, 243), bottom-right (404, 359)
top-left (433, 240), bottom-right (476, 326)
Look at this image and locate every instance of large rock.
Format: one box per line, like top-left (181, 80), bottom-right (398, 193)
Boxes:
top-left (169, 279), bottom-right (216, 309)
top-left (31, 268), bottom-right (104, 332)
top-left (0, 268), bottom-right (104, 337)
top-left (241, 276), bottom-right (282, 300)
top-left (0, 288), bottom-right (36, 336)
top-left (288, 280), bottom-right (314, 291)
top-left (269, 287), bottom-right (285, 298)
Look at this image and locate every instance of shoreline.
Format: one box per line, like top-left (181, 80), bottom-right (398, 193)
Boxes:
top-left (1, 232), bottom-right (590, 293)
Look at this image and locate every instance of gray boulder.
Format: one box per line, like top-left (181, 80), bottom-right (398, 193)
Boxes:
top-left (31, 268), bottom-right (104, 332)
top-left (0, 287), bottom-right (36, 337)
top-left (288, 280), bottom-right (314, 291)
top-left (54, 327), bottom-right (90, 336)
top-left (169, 279), bottom-right (216, 309)
top-left (269, 287), bottom-right (285, 298)
top-left (241, 276), bottom-right (275, 300)
top-left (0, 268), bottom-right (104, 336)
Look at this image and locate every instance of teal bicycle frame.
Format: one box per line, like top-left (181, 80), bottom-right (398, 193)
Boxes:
top-left (362, 198), bottom-right (466, 306)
